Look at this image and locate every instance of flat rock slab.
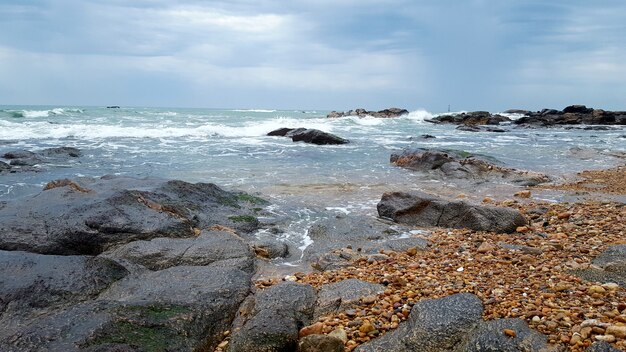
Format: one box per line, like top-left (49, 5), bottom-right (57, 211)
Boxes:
top-left (460, 318), bottom-right (555, 352)
top-left (0, 176), bottom-right (267, 255)
top-left (316, 279), bottom-right (386, 317)
top-left (573, 245), bottom-right (626, 287)
top-left (104, 230), bottom-right (254, 271)
top-left (378, 191), bottom-right (527, 233)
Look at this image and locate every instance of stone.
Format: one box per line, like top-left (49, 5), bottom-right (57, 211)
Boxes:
top-left (426, 111), bottom-right (510, 126)
top-left (377, 191), bottom-right (527, 233)
top-left (328, 328), bottom-right (348, 344)
top-left (315, 279), bottom-right (385, 318)
top-left (605, 325), bottom-right (626, 338)
top-left (514, 190), bottom-right (531, 198)
top-left (299, 322), bottom-right (325, 338)
top-left (356, 293), bottom-right (483, 352)
top-left (298, 334), bottom-right (345, 352)
top-left (574, 245), bottom-right (626, 287)
top-left (0, 176), bottom-right (267, 255)
top-left (460, 318), bottom-right (555, 352)
top-left (228, 282), bottom-right (317, 352)
top-left (586, 341), bottom-right (623, 351)
top-left (477, 242), bottom-right (496, 253)
top-left (326, 108), bottom-right (408, 118)
top-left (291, 129), bottom-right (349, 145)
top-left (252, 239), bottom-right (289, 259)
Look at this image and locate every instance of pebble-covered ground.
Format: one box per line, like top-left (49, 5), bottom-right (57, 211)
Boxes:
top-left (219, 166), bottom-right (626, 351)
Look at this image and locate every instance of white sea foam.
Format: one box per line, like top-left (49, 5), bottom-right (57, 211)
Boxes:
top-left (405, 109), bottom-right (435, 123)
top-left (232, 109), bottom-right (277, 113)
top-left (498, 112), bottom-right (526, 120)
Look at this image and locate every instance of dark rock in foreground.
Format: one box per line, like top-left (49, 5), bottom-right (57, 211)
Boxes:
top-left (378, 191), bottom-right (527, 233)
top-left (390, 148), bottom-right (550, 186)
top-left (515, 105), bottom-right (626, 126)
top-left (0, 176), bottom-right (267, 255)
top-left (327, 108), bottom-right (409, 118)
top-left (268, 127), bottom-right (349, 145)
top-left (228, 282), bottom-right (317, 352)
top-left (315, 279), bottom-right (385, 318)
top-left (426, 111), bottom-right (511, 126)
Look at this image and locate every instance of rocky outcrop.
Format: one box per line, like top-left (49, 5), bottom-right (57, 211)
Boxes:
top-left (573, 245), bottom-right (626, 287)
top-left (378, 191), bottom-right (527, 233)
top-left (267, 128), bottom-right (349, 145)
top-left (327, 108), bottom-right (409, 118)
top-left (315, 279), bottom-right (385, 318)
top-left (357, 293), bottom-right (557, 352)
top-left (0, 147), bottom-right (82, 173)
top-left (515, 105), bottom-right (626, 126)
top-left (426, 111), bottom-right (511, 126)
top-left (228, 282), bottom-right (317, 352)
top-left (0, 176), bottom-right (268, 255)
top-left (390, 148), bottom-right (550, 186)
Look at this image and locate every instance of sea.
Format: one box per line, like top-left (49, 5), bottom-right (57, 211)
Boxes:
top-left (1, 105), bottom-right (625, 260)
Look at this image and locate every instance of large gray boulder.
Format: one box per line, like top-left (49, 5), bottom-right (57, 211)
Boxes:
top-left (356, 293), bottom-right (483, 352)
top-left (228, 282), bottom-right (317, 352)
top-left (2, 265), bottom-right (252, 352)
top-left (104, 230), bottom-right (254, 271)
top-left (378, 191), bottom-right (527, 233)
top-left (0, 176), bottom-right (267, 255)
top-left (460, 318), bottom-right (554, 352)
top-left (267, 127), bottom-right (349, 145)
top-left (573, 244), bottom-right (626, 287)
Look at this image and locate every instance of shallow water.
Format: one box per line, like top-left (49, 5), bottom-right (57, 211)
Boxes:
top-left (1, 105), bottom-right (624, 261)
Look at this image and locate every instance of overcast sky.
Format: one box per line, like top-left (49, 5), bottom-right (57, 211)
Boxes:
top-left (1, 1), bottom-right (625, 112)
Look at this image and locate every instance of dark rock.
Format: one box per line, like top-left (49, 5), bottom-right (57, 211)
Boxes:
top-left (456, 125), bottom-right (482, 132)
top-left (104, 230), bottom-right (254, 271)
top-left (327, 108), bottom-right (408, 118)
top-left (0, 161), bottom-right (10, 171)
top-left (356, 293), bottom-right (483, 352)
top-left (0, 147), bottom-right (82, 174)
top-left (573, 244), bottom-right (626, 287)
top-left (390, 148), bottom-right (550, 186)
top-left (0, 176), bottom-right (267, 255)
top-left (316, 279), bottom-right (385, 317)
top-left (267, 127), bottom-right (306, 137)
top-left (586, 341), bottom-right (622, 352)
top-left (39, 146), bottom-right (82, 158)
top-left (377, 191), bottom-right (527, 233)
top-left (460, 318), bottom-right (554, 352)
top-left (428, 111), bottom-right (510, 126)
top-left (298, 334), bottom-right (345, 352)
top-left (515, 105), bottom-right (626, 126)
top-left (2, 150), bottom-right (36, 159)
top-left (421, 134), bottom-right (436, 139)
top-left (503, 109), bottom-right (530, 114)
top-left (106, 106), bottom-right (120, 109)
top-left (563, 104), bottom-right (593, 114)
top-left (252, 239), bottom-right (289, 259)
top-left (228, 282), bottom-right (317, 352)
top-left (0, 250), bottom-right (128, 314)
top-left (291, 129), bottom-right (349, 145)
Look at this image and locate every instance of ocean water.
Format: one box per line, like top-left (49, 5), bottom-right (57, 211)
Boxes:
top-left (1, 105), bottom-right (625, 259)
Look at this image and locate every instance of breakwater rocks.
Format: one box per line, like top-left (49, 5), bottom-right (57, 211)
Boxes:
top-left (426, 111), bottom-right (511, 126)
top-left (327, 108), bottom-right (409, 119)
top-left (268, 128), bottom-right (349, 145)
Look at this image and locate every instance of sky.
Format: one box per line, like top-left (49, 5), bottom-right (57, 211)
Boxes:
top-left (1, 0), bottom-right (625, 112)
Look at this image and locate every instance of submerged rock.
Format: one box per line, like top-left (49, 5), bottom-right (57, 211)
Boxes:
top-left (378, 191), bottom-right (527, 233)
top-left (0, 176), bottom-right (267, 255)
top-left (0, 147), bottom-right (82, 173)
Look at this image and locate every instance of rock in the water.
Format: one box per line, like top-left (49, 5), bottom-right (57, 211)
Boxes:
top-left (377, 191), bottom-right (527, 233)
top-left (39, 146), bottom-right (82, 158)
top-left (252, 239), bottom-right (289, 259)
top-left (291, 129), bottom-right (349, 145)
top-left (356, 293), bottom-right (483, 351)
top-left (104, 230), bottom-right (254, 271)
top-left (0, 161), bottom-right (10, 172)
top-left (390, 148), bottom-right (550, 186)
top-left (228, 282), bottom-right (317, 352)
top-left (573, 244), bottom-right (626, 287)
top-left (515, 105), bottom-right (626, 126)
top-left (298, 334), bottom-right (345, 352)
top-left (0, 147), bottom-right (82, 173)
top-left (267, 127), bottom-right (306, 137)
top-left (327, 108), bottom-right (408, 118)
top-left (427, 111), bottom-right (511, 126)
top-left (0, 176), bottom-right (267, 255)
top-left (316, 279), bottom-right (385, 317)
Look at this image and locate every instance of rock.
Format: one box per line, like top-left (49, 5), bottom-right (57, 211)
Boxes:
top-left (390, 148), bottom-right (550, 186)
top-left (503, 109), bottom-right (530, 114)
top-left (252, 239), bottom-right (289, 259)
top-left (328, 328), bottom-right (348, 343)
top-left (356, 293), bottom-right (483, 352)
top-left (2, 150), bottom-right (36, 159)
top-left (228, 282), bottom-right (317, 352)
top-left (515, 105), bottom-right (626, 126)
top-left (0, 250), bottom-right (127, 314)
top-left (497, 242), bottom-right (543, 255)
top-left (427, 111), bottom-right (511, 126)
top-left (291, 129), bottom-right (349, 145)
top-left (477, 241), bottom-right (496, 253)
top-left (298, 334), bottom-right (345, 352)
top-left (267, 127), bottom-right (306, 137)
top-left (514, 190), bottom-right (531, 198)
top-left (0, 176), bottom-right (267, 255)
top-left (299, 322), bottom-right (325, 338)
top-left (605, 325), bottom-right (626, 338)
top-left (586, 341), bottom-right (622, 351)
top-left (315, 279), bottom-right (385, 317)
top-left (0, 161), bottom-right (10, 172)
top-left (573, 245), bottom-right (626, 287)
top-left (378, 191), bottom-right (527, 233)
top-left (460, 318), bottom-right (556, 352)
top-left (39, 146), bottom-right (82, 158)
top-left (0, 147), bottom-right (82, 172)
top-left (104, 230), bottom-right (254, 271)
top-left (327, 108), bottom-right (408, 118)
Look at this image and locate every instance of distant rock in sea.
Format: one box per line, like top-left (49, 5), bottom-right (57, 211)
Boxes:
top-left (327, 108), bottom-right (409, 118)
top-left (514, 105), bottom-right (626, 126)
top-left (267, 128), bottom-right (349, 145)
top-left (106, 106), bottom-right (120, 109)
top-left (426, 111), bottom-right (510, 126)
